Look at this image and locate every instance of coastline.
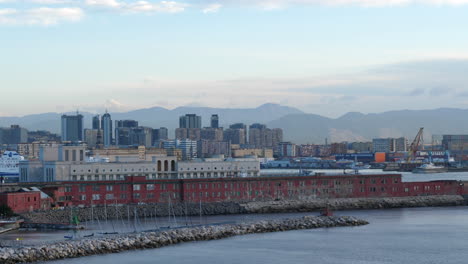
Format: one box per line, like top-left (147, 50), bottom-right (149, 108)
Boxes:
top-left (0, 215), bottom-right (368, 263)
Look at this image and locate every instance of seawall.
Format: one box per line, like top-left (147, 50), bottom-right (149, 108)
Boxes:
top-left (0, 215), bottom-right (368, 263)
top-left (241, 195), bottom-right (466, 213)
top-left (19, 195), bottom-right (465, 224)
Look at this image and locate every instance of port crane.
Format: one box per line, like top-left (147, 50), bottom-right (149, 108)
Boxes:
top-left (407, 127), bottom-right (424, 163)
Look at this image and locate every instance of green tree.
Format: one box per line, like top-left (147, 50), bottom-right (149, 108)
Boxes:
top-left (0, 204), bottom-right (14, 218)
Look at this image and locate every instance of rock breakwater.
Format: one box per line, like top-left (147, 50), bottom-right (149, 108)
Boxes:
top-left (0, 216), bottom-right (368, 263)
top-left (241, 195), bottom-right (466, 213)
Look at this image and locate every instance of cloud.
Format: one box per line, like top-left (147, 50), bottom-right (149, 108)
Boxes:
top-left (85, 0), bottom-right (121, 8)
top-left (202, 3), bottom-right (221, 13)
top-left (0, 7), bottom-right (83, 25)
top-left (70, 99), bottom-right (135, 113)
top-left (126, 1), bottom-right (187, 13)
top-left (28, 0), bottom-right (73, 4)
top-left (84, 0), bottom-right (188, 13)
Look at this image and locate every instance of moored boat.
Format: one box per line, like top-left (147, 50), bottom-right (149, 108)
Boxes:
top-left (412, 163), bottom-right (448, 174)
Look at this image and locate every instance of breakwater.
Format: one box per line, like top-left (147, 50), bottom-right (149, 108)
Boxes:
top-left (19, 195), bottom-right (464, 224)
top-left (241, 195), bottom-right (466, 213)
top-left (0, 215), bottom-right (368, 263)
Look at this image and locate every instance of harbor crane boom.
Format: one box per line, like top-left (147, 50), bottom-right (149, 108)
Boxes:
top-left (407, 127), bottom-right (424, 162)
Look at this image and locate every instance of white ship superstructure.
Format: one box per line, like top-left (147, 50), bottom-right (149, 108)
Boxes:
top-left (0, 151), bottom-right (24, 175)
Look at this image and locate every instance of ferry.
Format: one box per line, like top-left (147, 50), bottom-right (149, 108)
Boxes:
top-left (0, 151), bottom-right (24, 182)
top-left (412, 163), bottom-right (448, 174)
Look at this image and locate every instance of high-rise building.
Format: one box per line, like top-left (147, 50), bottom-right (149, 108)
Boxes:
top-left (115, 120), bottom-right (139, 146)
top-left (272, 128), bottom-right (283, 150)
top-left (442, 135), bottom-right (468, 159)
top-left (130, 127), bottom-right (153, 147)
top-left (115, 127), bottom-right (132, 146)
top-left (330, 142), bottom-right (347, 155)
top-left (210, 114), bottom-right (219, 128)
top-left (115, 120), bottom-right (139, 128)
top-left (248, 124), bottom-right (283, 149)
top-left (179, 114), bottom-right (202, 129)
top-left (197, 140), bottom-right (230, 158)
top-left (27, 130), bottom-right (61, 143)
top-left (372, 138), bottom-right (393, 153)
top-left (175, 128), bottom-right (201, 141)
top-left (0, 125), bottom-right (28, 145)
top-left (201, 127), bottom-right (224, 141)
top-left (372, 138), bottom-right (407, 153)
top-left (61, 114), bottom-right (83, 142)
top-left (277, 142), bottom-right (297, 157)
top-left (229, 123), bottom-right (247, 144)
top-left (152, 127), bottom-right (168, 145)
top-left (223, 128), bottom-right (246, 145)
top-left (101, 112), bottom-right (112, 147)
top-left (92, 115), bottom-right (100, 130)
top-left (393, 137), bottom-right (408, 152)
top-left (116, 126), bottom-right (152, 147)
top-left (163, 139), bottom-right (197, 160)
top-left (84, 129), bottom-right (101, 148)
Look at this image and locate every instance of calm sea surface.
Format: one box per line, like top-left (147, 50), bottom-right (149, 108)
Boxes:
top-left (38, 206), bottom-right (468, 264)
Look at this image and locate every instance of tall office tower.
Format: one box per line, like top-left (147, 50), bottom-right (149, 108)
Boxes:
top-left (92, 115), bottom-right (100, 130)
top-left (0, 125), bottom-right (28, 145)
top-left (223, 128), bottom-right (246, 145)
top-left (201, 127), bottom-right (224, 141)
top-left (175, 128), bottom-right (201, 141)
top-left (163, 139), bottom-right (198, 160)
top-left (248, 123), bottom-right (267, 148)
top-left (101, 112), bottom-right (112, 147)
top-left (229, 123), bottom-right (247, 144)
top-left (271, 128), bottom-right (284, 149)
top-left (153, 127), bottom-right (169, 145)
top-left (129, 127), bottom-right (153, 147)
top-left (115, 120), bottom-right (139, 128)
top-left (84, 129), bottom-right (100, 148)
top-left (115, 120), bottom-right (139, 146)
top-left (61, 114), bottom-right (84, 142)
top-left (210, 114), bottom-right (219, 128)
top-left (179, 114), bottom-right (202, 129)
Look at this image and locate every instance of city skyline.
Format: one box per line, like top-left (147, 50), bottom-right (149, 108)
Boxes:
top-left (1, 1), bottom-right (468, 117)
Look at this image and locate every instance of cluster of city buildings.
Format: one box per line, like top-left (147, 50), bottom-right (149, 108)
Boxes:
top-left (2, 112), bottom-right (468, 214)
top-left (55, 112), bottom-right (284, 161)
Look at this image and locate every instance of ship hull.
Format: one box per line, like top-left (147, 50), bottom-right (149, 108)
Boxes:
top-left (412, 167), bottom-right (448, 174)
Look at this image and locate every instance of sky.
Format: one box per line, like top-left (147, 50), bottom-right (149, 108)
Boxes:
top-left (1, 0), bottom-right (468, 117)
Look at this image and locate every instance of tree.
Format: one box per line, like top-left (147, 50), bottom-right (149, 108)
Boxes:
top-left (0, 204), bottom-right (14, 218)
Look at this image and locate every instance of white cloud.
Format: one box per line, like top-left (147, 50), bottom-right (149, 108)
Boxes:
top-left (202, 3), bottom-right (221, 13)
top-left (126, 1), bottom-right (187, 13)
top-left (0, 8), bottom-right (17, 15)
top-left (28, 0), bottom-right (73, 4)
top-left (0, 7), bottom-right (83, 25)
top-left (85, 0), bottom-right (121, 8)
top-left (84, 0), bottom-right (188, 13)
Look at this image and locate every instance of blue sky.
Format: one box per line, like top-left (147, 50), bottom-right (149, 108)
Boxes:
top-left (1, 0), bottom-right (468, 117)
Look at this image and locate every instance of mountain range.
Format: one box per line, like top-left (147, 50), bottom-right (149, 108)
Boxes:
top-left (1, 104), bottom-right (467, 144)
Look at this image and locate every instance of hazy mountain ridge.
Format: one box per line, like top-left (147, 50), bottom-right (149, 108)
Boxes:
top-left (0, 103), bottom-right (303, 136)
top-left (2, 106), bottom-right (468, 144)
top-left (268, 108), bottom-right (468, 144)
